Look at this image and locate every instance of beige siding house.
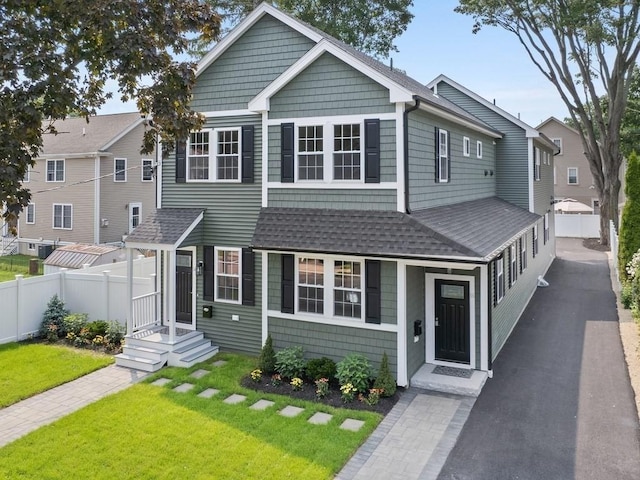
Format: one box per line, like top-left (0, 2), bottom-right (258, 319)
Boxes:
top-left (16, 113), bottom-right (156, 255)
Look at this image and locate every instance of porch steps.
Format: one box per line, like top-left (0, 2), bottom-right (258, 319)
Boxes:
top-left (169, 339), bottom-right (219, 368)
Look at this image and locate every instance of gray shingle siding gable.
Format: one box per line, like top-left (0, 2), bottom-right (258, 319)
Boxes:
top-left (192, 15), bottom-right (315, 111)
top-left (407, 108), bottom-right (497, 210)
top-left (435, 82), bottom-right (529, 209)
top-left (269, 52), bottom-right (395, 118)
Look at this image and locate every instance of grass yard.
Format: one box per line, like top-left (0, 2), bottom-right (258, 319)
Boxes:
top-left (0, 342), bottom-right (114, 408)
top-left (0, 353), bottom-right (381, 479)
top-left (0, 254), bottom-right (42, 281)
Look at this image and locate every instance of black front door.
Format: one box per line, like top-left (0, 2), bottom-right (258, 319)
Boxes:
top-left (176, 251), bottom-right (193, 324)
top-left (435, 279), bottom-right (470, 364)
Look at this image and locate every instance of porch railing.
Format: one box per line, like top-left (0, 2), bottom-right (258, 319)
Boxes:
top-left (132, 291), bottom-right (160, 332)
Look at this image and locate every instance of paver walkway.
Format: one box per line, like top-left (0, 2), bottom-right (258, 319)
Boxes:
top-left (0, 364), bottom-right (147, 448)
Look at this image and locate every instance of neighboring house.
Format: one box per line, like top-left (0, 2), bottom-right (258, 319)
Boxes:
top-left (536, 116), bottom-right (625, 213)
top-left (119, 2), bottom-right (556, 386)
top-left (15, 112), bottom-right (156, 256)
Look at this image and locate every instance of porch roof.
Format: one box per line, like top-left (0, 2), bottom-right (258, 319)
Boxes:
top-left (251, 197), bottom-right (540, 262)
top-left (124, 208), bottom-right (204, 251)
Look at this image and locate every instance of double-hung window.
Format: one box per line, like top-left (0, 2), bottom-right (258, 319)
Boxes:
top-left (567, 167), bottom-right (578, 185)
top-left (520, 236), bottom-right (527, 271)
top-left (552, 138), bottom-right (563, 155)
top-left (510, 244), bottom-right (517, 286)
top-left (544, 213), bottom-right (550, 244)
top-left (114, 158), bottom-right (127, 182)
top-left (214, 247), bottom-right (240, 303)
top-left (52, 204), bottom-right (72, 229)
top-left (437, 128), bottom-right (449, 183)
top-left (533, 224), bottom-right (539, 257)
top-left (496, 256), bottom-right (505, 303)
top-left (128, 202), bottom-right (141, 233)
top-left (26, 203), bottom-right (35, 224)
top-left (298, 126), bottom-right (324, 180)
top-left (298, 257), bottom-right (324, 314)
top-left (187, 128), bottom-right (241, 182)
top-left (534, 148), bottom-right (541, 181)
top-left (46, 159), bottom-right (64, 182)
top-left (333, 124), bottom-right (361, 180)
top-left (141, 159), bottom-right (154, 182)
top-left (334, 261), bottom-right (362, 318)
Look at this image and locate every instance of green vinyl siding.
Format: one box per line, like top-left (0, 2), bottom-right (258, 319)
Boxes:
top-left (197, 248), bottom-right (262, 355)
top-left (534, 142), bottom-right (555, 215)
top-left (269, 52), bottom-right (395, 118)
top-left (192, 15), bottom-right (315, 111)
top-left (268, 316), bottom-right (398, 377)
top-left (267, 120), bottom-right (396, 183)
top-left (407, 109), bottom-right (497, 210)
top-left (490, 224), bottom-right (554, 360)
top-left (435, 82), bottom-right (530, 209)
top-left (406, 266), bottom-right (425, 377)
top-left (268, 189), bottom-right (396, 210)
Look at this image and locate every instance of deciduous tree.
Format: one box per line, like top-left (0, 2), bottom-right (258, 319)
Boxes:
top-left (0, 0), bottom-right (220, 228)
top-left (456, 0), bottom-right (640, 245)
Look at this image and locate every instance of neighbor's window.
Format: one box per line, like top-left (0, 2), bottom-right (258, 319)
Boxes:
top-left (46, 159), bottom-right (65, 182)
top-left (544, 213), bottom-right (550, 244)
top-left (214, 247), bottom-right (240, 303)
top-left (141, 159), bottom-right (154, 182)
top-left (26, 203), bottom-right (35, 224)
top-left (52, 203), bottom-right (72, 229)
top-left (552, 138), bottom-right (563, 155)
top-left (298, 126), bottom-right (324, 181)
top-left (114, 158), bottom-right (127, 182)
top-left (298, 257), bottom-right (324, 314)
top-left (567, 167), bottom-right (578, 185)
top-left (128, 202), bottom-right (141, 233)
top-left (533, 224), bottom-right (539, 257)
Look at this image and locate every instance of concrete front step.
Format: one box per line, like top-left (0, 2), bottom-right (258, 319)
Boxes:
top-left (115, 353), bottom-right (166, 372)
top-left (410, 364), bottom-right (488, 397)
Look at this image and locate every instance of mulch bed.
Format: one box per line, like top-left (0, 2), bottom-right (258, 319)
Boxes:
top-left (241, 375), bottom-right (402, 415)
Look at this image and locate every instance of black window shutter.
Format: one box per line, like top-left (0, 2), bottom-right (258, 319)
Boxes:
top-left (492, 259), bottom-right (497, 307)
top-left (242, 248), bottom-right (255, 306)
top-left (434, 127), bottom-right (440, 182)
top-left (507, 248), bottom-right (512, 287)
top-left (281, 123), bottom-right (294, 183)
top-left (175, 140), bottom-right (187, 183)
top-left (241, 125), bottom-right (254, 184)
top-left (365, 259), bottom-right (381, 324)
top-left (447, 130), bottom-right (451, 181)
top-left (519, 239), bottom-right (524, 274)
top-left (281, 254), bottom-right (295, 313)
top-left (364, 119), bottom-right (380, 183)
top-left (203, 246), bottom-right (215, 302)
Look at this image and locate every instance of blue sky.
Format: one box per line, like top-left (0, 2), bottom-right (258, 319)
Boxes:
top-left (99, 0), bottom-right (568, 127)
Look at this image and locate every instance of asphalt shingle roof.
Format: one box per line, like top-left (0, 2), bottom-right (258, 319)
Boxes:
top-left (125, 208), bottom-right (204, 248)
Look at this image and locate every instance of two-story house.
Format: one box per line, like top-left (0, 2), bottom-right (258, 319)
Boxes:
top-left (14, 112), bottom-right (156, 257)
top-left (119, 3), bottom-right (556, 388)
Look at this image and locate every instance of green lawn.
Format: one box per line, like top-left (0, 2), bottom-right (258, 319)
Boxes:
top-left (0, 353), bottom-right (380, 479)
top-left (0, 342), bottom-right (114, 408)
top-left (0, 254), bottom-right (42, 281)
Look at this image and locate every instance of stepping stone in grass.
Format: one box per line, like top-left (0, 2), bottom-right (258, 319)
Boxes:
top-left (308, 412), bottom-right (333, 425)
top-left (250, 399), bottom-right (275, 411)
top-left (340, 419), bottom-right (365, 432)
top-left (198, 388), bottom-right (220, 399)
top-left (223, 394), bottom-right (246, 405)
top-left (173, 383), bottom-right (195, 393)
top-left (211, 360), bottom-right (227, 367)
top-left (151, 378), bottom-right (171, 387)
top-left (190, 369), bottom-right (209, 379)
top-left (279, 405), bottom-right (304, 418)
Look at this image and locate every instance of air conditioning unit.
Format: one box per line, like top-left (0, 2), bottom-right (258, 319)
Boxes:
top-left (38, 244), bottom-right (54, 260)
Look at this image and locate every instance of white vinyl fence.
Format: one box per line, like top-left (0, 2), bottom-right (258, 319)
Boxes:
top-left (0, 257), bottom-right (156, 345)
top-left (555, 213), bottom-right (601, 238)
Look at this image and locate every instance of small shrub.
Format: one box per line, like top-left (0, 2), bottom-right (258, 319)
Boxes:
top-left (63, 313), bottom-right (88, 337)
top-left (105, 321), bottom-right (126, 350)
top-left (275, 346), bottom-right (305, 379)
top-left (373, 352), bottom-right (397, 397)
top-left (315, 378), bottom-right (329, 399)
top-left (40, 295), bottom-right (70, 339)
top-left (621, 282), bottom-right (633, 309)
top-left (305, 357), bottom-right (337, 381)
top-left (258, 334), bottom-right (276, 374)
top-left (336, 353), bottom-right (373, 393)
top-left (290, 377), bottom-right (303, 391)
top-left (86, 320), bottom-right (109, 337)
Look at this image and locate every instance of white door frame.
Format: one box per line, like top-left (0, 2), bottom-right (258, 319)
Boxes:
top-left (175, 246), bottom-right (197, 330)
top-left (425, 273), bottom-right (476, 369)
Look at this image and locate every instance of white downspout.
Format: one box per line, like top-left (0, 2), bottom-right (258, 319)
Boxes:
top-left (94, 155), bottom-right (101, 243)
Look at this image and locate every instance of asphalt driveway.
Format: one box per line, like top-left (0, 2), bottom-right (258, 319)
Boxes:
top-left (438, 237), bottom-right (640, 480)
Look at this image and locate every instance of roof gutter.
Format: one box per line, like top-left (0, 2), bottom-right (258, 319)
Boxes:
top-left (404, 98), bottom-right (421, 214)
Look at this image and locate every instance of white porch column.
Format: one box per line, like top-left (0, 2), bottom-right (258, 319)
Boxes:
top-left (396, 261), bottom-right (408, 387)
top-left (167, 249), bottom-right (176, 343)
top-left (126, 249), bottom-right (133, 335)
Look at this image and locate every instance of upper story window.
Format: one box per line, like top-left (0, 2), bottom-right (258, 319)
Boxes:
top-left (52, 203), bottom-right (72, 230)
top-left (141, 159), bottom-right (154, 182)
top-left (23, 165), bottom-right (30, 183)
top-left (437, 128), bottom-right (449, 183)
top-left (333, 124), bottom-right (361, 180)
top-left (463, 137), bottom-right (471, 157)
top-left (114, 158), bottom-right (127, 182)
top-left (128, 202), bottom-right (141, 233)
top-left (534, 148), bottom-right (541, 181)
top-left (533, 224), bottom-right (539, 257)
top-left (476, 140), bottom-right (483, 159)
top-left (46, 159), bottom-right (65, 182)
top-left (26, 203), bottom-right (35, 224)
top-left (298, 126), bottom-right (324, 180)
top-left (215, 247), bottom-right (241, 303)
top-left (567, 167), bottom-right (578, 185)
top-left (187, 128), bottom-right (241, 182)
top-left (552, 138), bottom-right (563, 155)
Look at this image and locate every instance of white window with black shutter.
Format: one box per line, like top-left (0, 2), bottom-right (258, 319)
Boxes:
top-left (509, 243), bottom-right (517, 286)
top-left (203, 246), bottom-right (254, 306)
top-left (495, 255), bottom-right (505, 304)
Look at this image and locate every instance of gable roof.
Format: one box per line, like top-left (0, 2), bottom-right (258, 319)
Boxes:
top-left (199, 3), bottom-right (501, 138)
top-left (124, 208), bottom-right (204, 251)
top-left (536, 116), bottom-right (582, 137)
top-left (41, 112), bottom-right (144, 157)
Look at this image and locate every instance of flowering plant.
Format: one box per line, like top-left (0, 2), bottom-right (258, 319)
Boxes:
top-left (360, 388), bottom-right (384, 406)
top-left (340, 382), bottom-right (357, 402)
top-left (271, 373), bottom-right (282, 386)
top-left (315, 378), bottom-right (329, 399)
top-left (250, 369), bottom-right (262, 382)
top-left (290, 377), bottom-right (303, 391)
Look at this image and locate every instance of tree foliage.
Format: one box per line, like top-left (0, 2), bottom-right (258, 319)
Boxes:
top-left (618, 151), bottom-right (640, 280)
top-left (0, 0), bottom-right (220, 228)
top-left (198, 0), bottom-right (414, 58)
top-left (456, 0), bottom-right (640, 245)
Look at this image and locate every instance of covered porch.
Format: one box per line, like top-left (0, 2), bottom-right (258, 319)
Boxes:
top-left (115, 208), bottom-right (219, 371)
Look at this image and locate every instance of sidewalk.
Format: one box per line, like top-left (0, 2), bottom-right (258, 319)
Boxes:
top-left (0, 364), bottom-right (147, 448)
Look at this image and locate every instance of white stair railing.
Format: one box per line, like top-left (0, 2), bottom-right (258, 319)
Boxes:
top-left (132, 291), bottom-right (160, 332)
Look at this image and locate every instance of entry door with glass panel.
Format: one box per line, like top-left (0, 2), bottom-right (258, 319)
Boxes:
top-left (434, 279), bottom-right (470, 364)
top-left (175, 251), bottom-right (194, 328)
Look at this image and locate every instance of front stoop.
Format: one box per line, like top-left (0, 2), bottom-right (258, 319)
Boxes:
top-left (115, 327), bottom-right (219, 371)
top-left (410, 364), bottom-right (488, 397)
